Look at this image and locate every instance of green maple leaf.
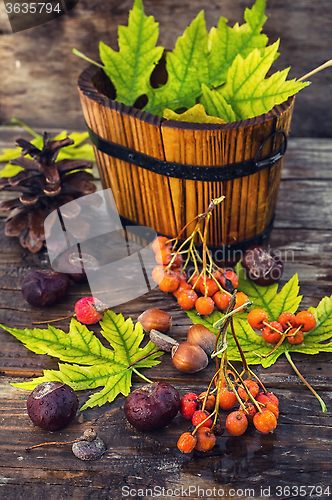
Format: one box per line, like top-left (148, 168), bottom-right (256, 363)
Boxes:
top-left (206, 0), bottom-right (269, 88)
top-left (1, 310), bottom-right (162, 411)
top-left (145, 0), bottom-right (268, 116)
top-left (215, 40), bottom-right (309, 120)
top-left (144, 10), bottom-right (209, 115)
top-left (99, 0), bottom-right (164, 107)
top-left (163, 104), bottom-right (225, 124)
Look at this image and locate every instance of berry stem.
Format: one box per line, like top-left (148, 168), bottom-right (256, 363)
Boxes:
top-left (212, 300), bottom-right (252, 330)
top-left (284, 349), bottom-right (327, 413)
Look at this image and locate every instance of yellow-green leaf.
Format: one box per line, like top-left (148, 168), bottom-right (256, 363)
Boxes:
top-left (163, 104), bottom-right (225, 124)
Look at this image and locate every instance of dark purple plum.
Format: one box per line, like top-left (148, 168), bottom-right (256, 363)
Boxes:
top-left (242, 245), bottom-right (284, 286)
top-left (55, 249), bottom-right (100, 283)
top-left (27, 381), bottom-right (79, 431)
top-left (21, 269), bottom-right (71, 307)
top-left (124, 382), bottom-right (180, 431)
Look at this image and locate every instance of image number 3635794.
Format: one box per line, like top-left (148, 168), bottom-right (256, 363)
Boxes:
top-left (4, 0), bottom-right (79, 33)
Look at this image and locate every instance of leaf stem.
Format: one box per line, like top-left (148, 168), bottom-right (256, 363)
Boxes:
top-left (131, 367), bottom-right (153, 384)
top-left (10, 119), bottom-right (41, 139)
top-left (126, 349), bottom-right (162, 369)
top-left (72, 49), bottom-right (104, 69)
top-left (284, 349), bottom-right (327, 413)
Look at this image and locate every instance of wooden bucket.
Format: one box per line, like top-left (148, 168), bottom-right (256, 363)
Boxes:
top-left (78, 64), bottom-right (295, 262)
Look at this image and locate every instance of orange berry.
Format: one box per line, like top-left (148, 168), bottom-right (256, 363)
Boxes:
top-left (198, 392), bottom-right (216, 412)
top-left (199, 278), bottom-right (219, 297)
top-left (253, 409), bottom-right (277, 434)
top-left (194, 427), bottom-right (216, 452)
top-left (173, 280), bottom-right (192, 299)
top-left (151, 236), bottom-right (171, 254)
top-left (219, 387), bottom-right (237, 411)
top-left (151, 265), bottom-right (166, 284)
top-left (177, 432), bottom-right (197, 453)
top-left (195, 296), bottom-right (214, 316)
top-left (155, 247), bottom-right (172, 265)
top-left (239, 402), bottom-right (257, 422)
top-left (170, 253), bottom-right (183, 269)
top-left (188, 272), bottom-right (203, 291)
top-left (177, 289), bottom-right (198, 310)
top-left (238, 379), bottom-right (259, 400)
top-left (225, 410), bottom-right (248, 436)
top-left (278, 312), bottom-right (297, 330)
top-left (287, 328), bottom-right (304, 345)
top-left (219, 270), bottom-right (239, 291)
top-left (295, 310), bottom-right (316, 332)
top-left (235, 292), bottom-right (249, 309)
top-left (261, 321), bottom-right (283, 343)
top-left (247, 308), bottom-right (268, 330)
top-left (159, 272), bottom-right (180, 293)
top-left (213, 291), bottom-right (231, 311)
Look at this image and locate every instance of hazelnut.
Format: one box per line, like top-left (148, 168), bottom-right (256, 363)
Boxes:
top-left (187, 324), bottom-right (216, 355)
top-left (138, 308), bottom-right (172, 334)
top-left (171, 341), bottom-right (208, 374)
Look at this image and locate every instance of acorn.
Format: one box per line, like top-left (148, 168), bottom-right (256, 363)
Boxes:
top-left (171, 341), bottom-right (209, 374)
top-left (187, 324), bottom-right (216, 355)
top-left (138, 309), bottom-right (172, 334)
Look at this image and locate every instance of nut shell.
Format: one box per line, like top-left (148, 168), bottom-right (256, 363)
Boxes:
top-left (72, 437), bottom-right (106, 461)
top-left (149, 329), bottom-right (179, 352)
top-left (138, 309), bottom-right (172, 334)
top-left (171, 341), bottom-right (209, 373)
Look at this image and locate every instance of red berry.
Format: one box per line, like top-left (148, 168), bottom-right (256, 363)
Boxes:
top-left (213, 291), bottom-right (231, 311)
top-left (225, 410), bottom-right (248, 436)
top-left (180, 393), bottom-right (199, 419)
top-left (170, 253), bottom-right (183, 269)
top-left (177, 289), bottom-right (198, 310)
top-left (295, 310), bottom-right (316, 332)
top-left (278, 312), bottom-right (297, 330)
top-left (261, 321), bottom-right (283, 343)
top-left (256, 392), bottom-right (279, 407)
top-left (75, 297), bottom-right (105, 325)
top-left (195, 296), bottom-right (214, 316)
top-left (247, 308), bottom-right (268, 330)
top-left (253, 409), bottom-right (277, 434)
top-left (192, 410), bottom-right (212, 428)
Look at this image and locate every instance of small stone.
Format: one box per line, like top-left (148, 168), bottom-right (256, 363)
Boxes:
top-left (72, 436), bottom-right (106, 461)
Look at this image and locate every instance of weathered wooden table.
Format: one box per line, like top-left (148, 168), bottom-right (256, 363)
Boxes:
top-left (1, 127), bottom-right (332, 500)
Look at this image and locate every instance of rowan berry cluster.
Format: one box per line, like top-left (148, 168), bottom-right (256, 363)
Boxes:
top-left (151, 234), bottom-right (248, 315)
top-left (177, 376), bottom-right (279, 453)
top-left (247, 308), bottom-right (316, 355)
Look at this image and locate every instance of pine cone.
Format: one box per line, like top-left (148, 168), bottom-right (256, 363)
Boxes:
top-left (0, 132), bottom-right (96, 253)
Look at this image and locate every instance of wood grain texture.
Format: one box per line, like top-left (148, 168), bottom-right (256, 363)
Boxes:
top-left (0, 0), bottom-right (332, 137)
top-left (1, 129), bottom-right (332, 499)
